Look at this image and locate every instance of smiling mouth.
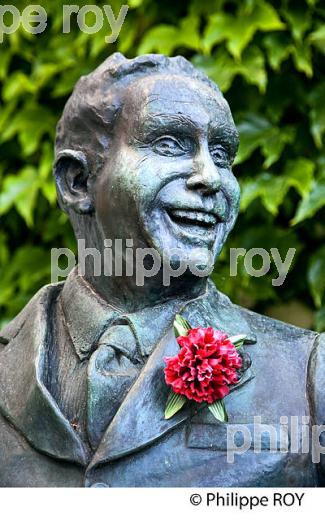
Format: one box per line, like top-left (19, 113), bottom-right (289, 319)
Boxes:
top-left (167, 209), bottom-right (220, 230)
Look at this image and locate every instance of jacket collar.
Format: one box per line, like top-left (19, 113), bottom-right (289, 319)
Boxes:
top-left (88, 288), bottom-right (256, 470)
top-left (0, 284), bottom-right (89, 466)
top-left (88, 327), bottom-right (193, 470)
top-left (60, 269), bottom-right (119, 360)
top-left (61, 268), bottom-right (209, 359)
top-left (0, 275), bottom-right (255, 468)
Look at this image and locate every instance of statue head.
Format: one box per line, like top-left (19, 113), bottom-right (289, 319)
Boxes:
top-left (54, 53), bottom-right (240, 304)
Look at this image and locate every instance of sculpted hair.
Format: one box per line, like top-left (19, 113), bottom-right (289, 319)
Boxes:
top-left (54, 52), bottom-right (225, 176)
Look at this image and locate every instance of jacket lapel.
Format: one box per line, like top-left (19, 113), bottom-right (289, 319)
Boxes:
top-left (0, 278), bottom-right (257, 470)
top-left (0, 284), bottom-right (89, 466)
top-left (89, 285), bottom-right (257, 470)
top-left (88, 328), bottom-right (194, 470)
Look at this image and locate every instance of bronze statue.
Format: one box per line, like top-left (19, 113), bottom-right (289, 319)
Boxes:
top-left (0, 53), bottom-right (324, 487)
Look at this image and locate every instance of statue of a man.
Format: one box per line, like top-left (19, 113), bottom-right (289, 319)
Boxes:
top-left (0, 53), bottom-right (324, 487)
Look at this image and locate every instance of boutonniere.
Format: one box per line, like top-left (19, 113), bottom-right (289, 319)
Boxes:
top-left (164, 314), bottom-right (249, 422)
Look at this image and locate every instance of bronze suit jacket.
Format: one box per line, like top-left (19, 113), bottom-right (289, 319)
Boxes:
top-left (0, 276), bottom-right (324, 487)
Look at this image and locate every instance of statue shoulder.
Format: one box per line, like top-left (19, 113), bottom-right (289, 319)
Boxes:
top-left (233, 300), bottom-right (316, 341)
top-left (208, 281), bottom-right (316, 344)
top-left (0, 282), bottom-right (63, 347)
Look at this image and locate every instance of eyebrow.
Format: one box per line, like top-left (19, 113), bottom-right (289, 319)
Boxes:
top-left (141, 113), bottom-right (204, 136)
top-left (209, 125), bottom-right (239, 160)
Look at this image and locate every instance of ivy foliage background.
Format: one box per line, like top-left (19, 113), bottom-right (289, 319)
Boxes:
top-left (0, 0), bottom-right (324, 330)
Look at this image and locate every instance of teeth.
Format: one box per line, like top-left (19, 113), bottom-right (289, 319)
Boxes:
top-left (169, 209), bottom-right (217, 226)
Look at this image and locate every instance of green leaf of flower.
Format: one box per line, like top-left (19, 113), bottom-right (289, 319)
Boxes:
top-left (164, 391), bottom-right (187, 420)
top-left (228, 334), bottom-right (247, 348)
top-left (208, 400), bottom-right (228, 423)
top-left (173, 314), bottom-right (191, 338)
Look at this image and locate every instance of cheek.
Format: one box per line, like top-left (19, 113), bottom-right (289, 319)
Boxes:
top-left (135, 156), bottom-right (191, 209)
top-left (222, 170), bottom-right (240, 211)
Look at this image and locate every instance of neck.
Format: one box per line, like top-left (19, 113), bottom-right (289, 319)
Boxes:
top-left (83, 261), bottom-right (208, 313)
top-left (76, 226), bottom-right (209, 312)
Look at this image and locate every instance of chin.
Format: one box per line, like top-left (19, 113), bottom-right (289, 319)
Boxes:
top-left (150, 238), bottom-right (216, 280)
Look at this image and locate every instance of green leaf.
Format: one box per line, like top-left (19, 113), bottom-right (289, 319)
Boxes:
top-left (193, 46), bottom-right (266, 93)
top-left (0, 232), bottom-right (9, 266)
top-left (209, 399), bottom-right (228, 422)
top-left (203, 1), bottom-right (284, 58)
top-left (263, 33), bottom-right (293, 71)
top-left (291, 179), bottom-right (325, 225)
top-left (174, 314), bottom-right (191, 337)
top-left (117, 18), bottom-right (138, 55)
top-left (240, 158), bottom-right (314, 217)
top-left (282, 158), bottom-right (315, 198)
top-left (309, 25), bottom-right (325, 54)
top-left (39, 143), bottom-right (56, 205)
top-left (0, 104), bottom-right (55, 156)
top-left (262, 127), bottom-right (296, 168)
top-left (307, 246), bottom-right (325, 308)
top-left (238, 46), bottom-right (267, 93)
top-left (203, 12), bottom-right (232, 55)
top-left (315, 306), bottom-right (325, 332)
top-left (52, 67), bottom-right (91, 98)
top-left (138, 16), bottom-right (201, 55)
top-left (282, 6), bottom-right (312, 42)
top-left (0, 167), bottom-right (39, 226)
top-left (0, 50), bottom-right (11, 81)
top-left (0, 245), bottom-right (51, 307)
top-left (138, 25), bottom-right (179, 55)
top-left (2, 71), bottom-right (36, 101)
top-left (178, 15), bottom-right (201, 51)
top-left (235, 113), bottom-right (295, 166)
top-left (236, 114), bottom-right (270, 164)
top-left (241, 173), bottom-right (289, 215)
top-left (308, 83), bottom-right (325, 148)
top-left (292, 43), bottom-right (313, 78)
top-left (128, 0), bottom-right (144, 7)
top-left (192, 52), bottom-right (237, 92)
top-left (0, 101), bottom-right (17, 133)
top-left (164, 391), bottom-right (187, 419)
top-left (32, 63), bottom-right (61, 89)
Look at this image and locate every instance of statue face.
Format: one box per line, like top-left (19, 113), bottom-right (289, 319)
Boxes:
top-left (94, 74), bottom-right (240, 270)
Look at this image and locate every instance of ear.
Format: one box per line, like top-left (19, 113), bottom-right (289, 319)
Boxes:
top-left (54, 150), bottom-right (94, 215)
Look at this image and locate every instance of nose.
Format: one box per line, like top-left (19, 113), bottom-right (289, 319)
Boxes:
top-left (186, 145), bottom-right (222, 195)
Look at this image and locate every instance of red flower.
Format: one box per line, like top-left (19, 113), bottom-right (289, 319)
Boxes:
top-left (164, 327), bottom-right (242, 404)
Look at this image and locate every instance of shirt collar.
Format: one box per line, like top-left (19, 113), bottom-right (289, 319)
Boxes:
top-left (60, 268), bottom-right (214, 360)
top-left (61, 269), bottom-right (119, 360)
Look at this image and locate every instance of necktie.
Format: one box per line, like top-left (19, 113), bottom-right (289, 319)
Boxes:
top-left (87, 324), bottom-right (143, 450)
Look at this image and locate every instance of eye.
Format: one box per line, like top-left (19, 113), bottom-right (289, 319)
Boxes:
top-left (152, 136), bottom-right (187, 157)
top-left (209, 144), bottom-right (230, 167)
